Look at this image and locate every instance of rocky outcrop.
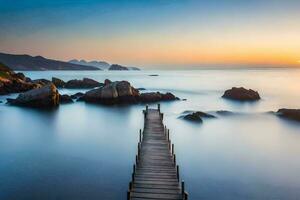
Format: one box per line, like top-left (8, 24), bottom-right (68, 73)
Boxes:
top-left (0, 62), bottom-right (40, 95)
top-left (59, 94), bottom-right (73, 104)
top-left (222, 87), bottom-right (260, 101)
top-left (139, 92), bottom-right (178, 103)
top-left (80, 80), bottom-right (178, 105)
top-left (70, 92), bottom-right (84, 99)
top-left (52, 77), bottom-right (66, 88)
top-left (7, 84), bottom-right (59, 108)
top-left (276, 109), bottom-right (300, 122)
top-left (183, 113), bottom-right (203, 122)
top-left (65, 78), bottom-right (102, 89)
top-left (181, 111), bottom-right (216, 123)
top-left (108, 64), bottom-right (129, 71)
top-left (32, 79), bottom-right (52, 86)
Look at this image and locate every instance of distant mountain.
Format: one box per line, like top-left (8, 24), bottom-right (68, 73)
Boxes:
top-left (127, 66), bottom-right (140, 71)
top-left (109, 64), bottom-right (129, 71)
top-left (0, 52), bottom-right (100, 71)
top-left (69, 59), bottom-right (110, 70)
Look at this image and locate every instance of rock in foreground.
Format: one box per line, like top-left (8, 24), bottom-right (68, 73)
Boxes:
top-left (80, 80), bottom-right (178, 105)
top-left (222, 87), bottom-right (260, 101)
top-left (59, 94), bottom-right (73, 104)
top-left (52, 77), bottom-right (66, 88)
top-left (7, 84), bottom-right (59, 108)
top-left (276, 109), bottom-right (300, 122)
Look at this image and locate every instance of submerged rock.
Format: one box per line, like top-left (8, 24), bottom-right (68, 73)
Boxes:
top-left (65, 78), bottom-right (102, 89)
top-left (216, 110), bottom-right (235, 116)
top-left (52, 77), bottom-right (66, 88)
top-left (181, 111), bottom-right (216, 123)
top-left (7, 84), bottom-right (59, 108)
top-left (276, 109), bottom-right (300, 122)
top-left (59, 94), bottom-right (73, 104)
top-left (222, 87), bottom-right (260, 101)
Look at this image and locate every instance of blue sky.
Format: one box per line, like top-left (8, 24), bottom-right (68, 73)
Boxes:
top-left (0, 0), bottom-right (299, 68)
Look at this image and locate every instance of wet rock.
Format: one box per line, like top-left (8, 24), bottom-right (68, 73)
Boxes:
top-left (104, 79), bottom-right (112, 85)
top-left (276, 109), bottom-right (300, 122)
top-left (65, 78), bottom-right (102, 89)
top-left (139, 92), bottom-right (178, 103)
top-left (59, 94), bottom-right (73, 104)
top-left (0, 62), bottom-right (39, 95)
top-left (52, 77), bottom-right (66, 88)
top-left (70, 92), bottom-right (84, 99)
top-left (222, 87), bottom-right (260, 101)
top-left (80, 80), bottom-right (178, 105)
top-left (183, 113), bottom-right (203, 123)
top-left (32, 79), bottom-right (52, 86)
top-left (7, 84), bottom-right (59, 108)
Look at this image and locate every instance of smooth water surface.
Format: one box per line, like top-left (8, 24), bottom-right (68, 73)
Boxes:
top-left (1, 69), bottom-right (300, 200)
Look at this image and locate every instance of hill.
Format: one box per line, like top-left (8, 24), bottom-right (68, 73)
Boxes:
top-left (0, 52), bottom-right (100, 71)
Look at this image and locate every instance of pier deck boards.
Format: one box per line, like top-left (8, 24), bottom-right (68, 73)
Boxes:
top-left (127, 105), bottom-right (188, 200)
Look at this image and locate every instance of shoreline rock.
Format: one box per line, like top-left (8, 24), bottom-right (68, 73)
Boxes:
top-left (59, 94), bottom-right (73, 104)
top-left (222, 87), bottom-right (260, 101)
top-left (276, 109), bottom-right (300, 122)
top-left (52, 77), bottom-right (66, 88)
top-left (7, 83), bottom-right (59, 108)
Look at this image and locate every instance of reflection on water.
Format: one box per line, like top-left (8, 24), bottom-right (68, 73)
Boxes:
top-left (1, 69), bottom-right (300, 200)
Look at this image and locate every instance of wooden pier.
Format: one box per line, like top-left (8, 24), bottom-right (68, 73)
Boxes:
top-left (127, 104), bottom-right (188, 200)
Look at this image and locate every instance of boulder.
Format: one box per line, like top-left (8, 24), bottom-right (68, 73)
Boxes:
top-left (80, 80), bottom-right (178, 105)
top-left (276, 109), bottom-right (300, 122)
top-left (70, 92), bottom-right (84, 99)
top-left (222, 87), bottom-right (260, 101)
top-left (65, 78), bottom-right (102, 88)
top-left (183, 113), bottom-right (203, 123)
top-left (59, 94), bottom-right (73, 104)
top-left (52, 77), bottom-right (66, 88)
top-left (104, 79), bottom-right (112, 85)
top-left (0, 62), bottom-right (39, 95)
top-left (7, 84), bottom-right (59, 108)
top-left (32, 79), bottom-right (52, 86)
top-left (139, 92), bottom-right (178, 103)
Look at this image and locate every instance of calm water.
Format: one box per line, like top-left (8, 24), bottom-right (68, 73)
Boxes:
top-left (1, 69), bottom-right (300, 200)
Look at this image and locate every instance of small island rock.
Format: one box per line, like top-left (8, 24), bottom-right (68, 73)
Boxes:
top-left (222, 87), bottom-right (260, 101)
top-left (65, 78), bottom-right (103, 89)
top-left (276, 109), bottom-right (300, 122)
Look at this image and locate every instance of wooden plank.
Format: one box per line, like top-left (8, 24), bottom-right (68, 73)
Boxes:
top-left (128, 108), bottom-right (187, 200)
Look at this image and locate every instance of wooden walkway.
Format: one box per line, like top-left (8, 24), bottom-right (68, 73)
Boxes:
top-left (127, 105), bottom-right (188, 200)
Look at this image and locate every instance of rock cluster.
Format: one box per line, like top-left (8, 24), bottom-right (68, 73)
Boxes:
top-left (80, 80), bottom-right (178, 105)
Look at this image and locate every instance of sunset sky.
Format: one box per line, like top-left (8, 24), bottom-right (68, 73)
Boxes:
top-left (0, 0), bottom-right (299, 68)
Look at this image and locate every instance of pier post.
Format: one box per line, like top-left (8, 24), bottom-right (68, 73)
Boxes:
top-left (139, 129), bottom-right (142, 142)
top-left (146, 105), bottom-right (148, 112)
top-left (172, 144), bottom-right (174, 155)
top-left (133, 164), bottom-right (136, 173)
top-left (174, 154), bottom-right (176, 164)
top-left (181, 181), bottom-right (185, 195)
top-left (177, 165), bottom-right (180, 180)
top-left (157, 104), bottom-right (160, 113)
top-left (127, 190), bottom-right (130, 200)
top-left (167, 129), bottom-right (170, 141)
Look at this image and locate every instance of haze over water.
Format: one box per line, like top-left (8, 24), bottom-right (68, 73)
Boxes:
top-left (1, 69), bottom-right (300, 200)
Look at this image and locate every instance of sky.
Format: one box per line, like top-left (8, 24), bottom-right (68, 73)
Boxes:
top-left (0, 0), bottom-right (300, 69)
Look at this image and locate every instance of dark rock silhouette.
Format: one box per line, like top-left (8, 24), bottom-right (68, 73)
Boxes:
top-left (108, 64), bottom-right (129, 71)
top-left (32, 79), bottom-right (52, 86)
top-left (80, 80), bottom-right (178, 105)
top-left (70, 92), bottom-right (84, 99)
top-left (65, 78), bottom-right (103, 89)
top-left (7, 84), bottom-right (59, 108)
top-left (0, 62), bottom-right (40, 95)
top-left (59, 94), bottom-right (73, 104)
top-left (222, 87), bottom-right (260, 101)
top-left (276, 109), bottom-right (300, 122)
top-left (183, 113), bottom-right (203, 122)
top-left (52, 77), bottom-right (66, 88)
